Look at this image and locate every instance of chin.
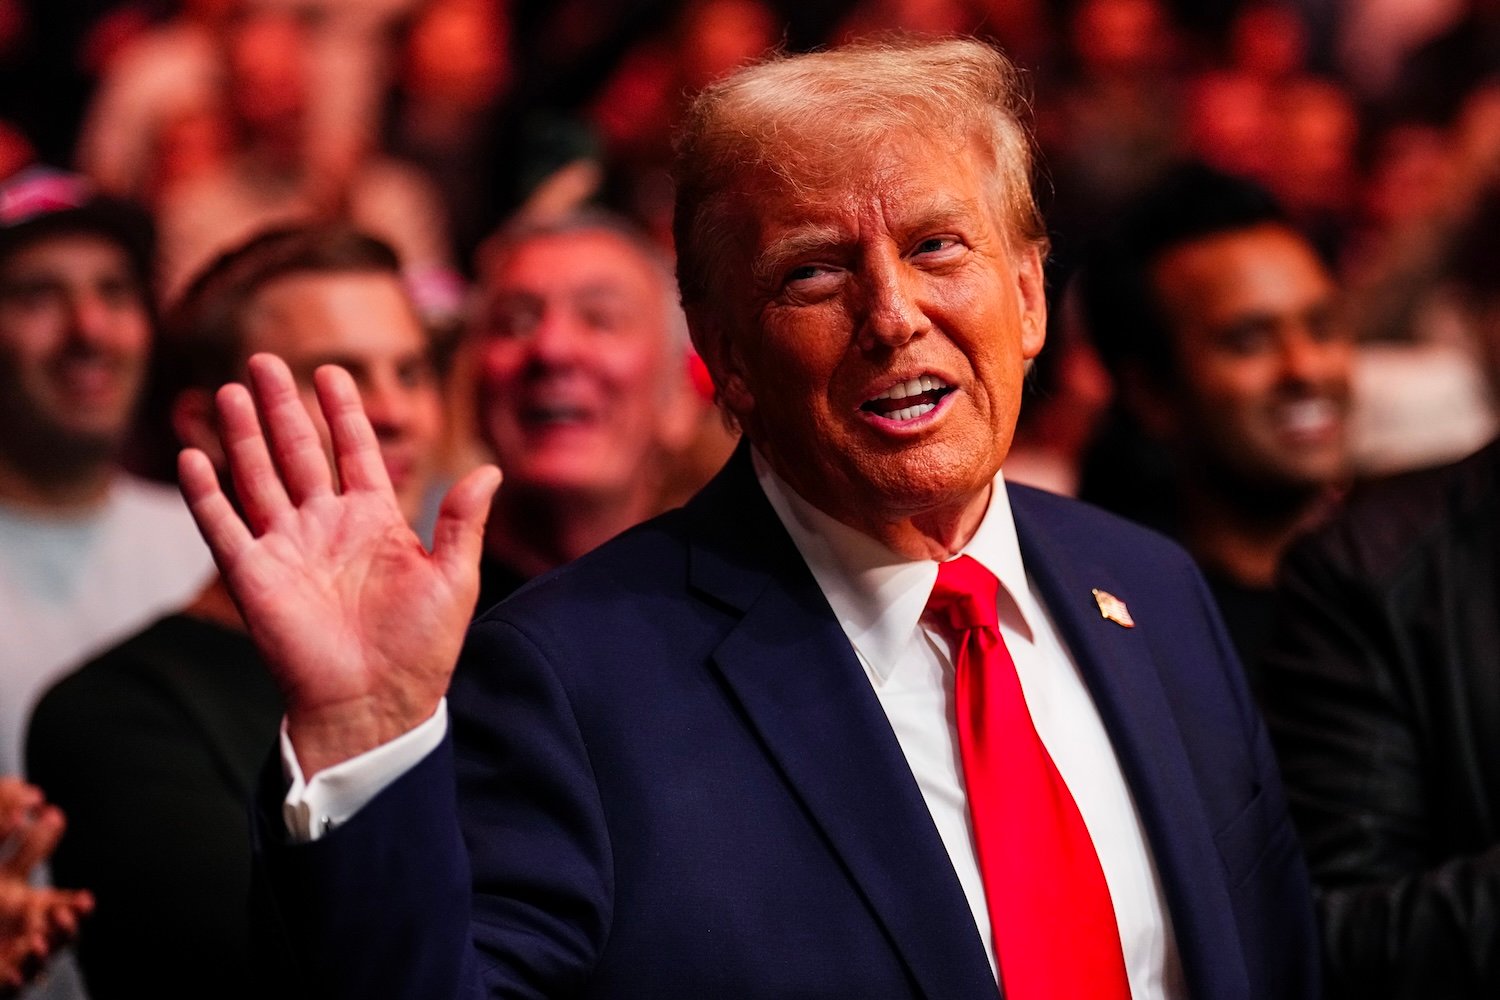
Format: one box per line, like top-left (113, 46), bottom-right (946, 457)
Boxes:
top-left (854, 452), bottom-right (999, 518)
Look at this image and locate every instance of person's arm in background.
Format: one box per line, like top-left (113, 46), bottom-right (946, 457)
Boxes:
top-left (0, 777), bottom-right (92, 997)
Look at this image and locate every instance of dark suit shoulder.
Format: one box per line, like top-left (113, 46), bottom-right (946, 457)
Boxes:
top-left (1288, 438), bottom-right (1500, 590)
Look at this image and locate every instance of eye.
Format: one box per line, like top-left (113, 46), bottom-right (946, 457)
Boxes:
top-left (1215, 322), bottom-right (1274, 356)
top-left (486, 300), bottom-right (540, 340)
top-left (97, 276), bottom-right (143, 309)
top-left (0, 280), bottom-right (61, 312)
top-left (1304, 305), bottom-right (1347, 344)
top-left (777, 262), bottom-right (843, 302)
top-left (396, 357), bottom-right (435, 389)
top-left (913, 237), bottom-right (954, 255)
top-left (580, 306), bottom-right (627, 331)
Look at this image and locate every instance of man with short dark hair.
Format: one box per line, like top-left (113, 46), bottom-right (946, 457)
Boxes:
top-left (188, 40), bottom-right (1318, 1000)
top-left (1078, 163), bottom-right (1353, 669)
top-left (26, 224), bottom-right (444, 1000)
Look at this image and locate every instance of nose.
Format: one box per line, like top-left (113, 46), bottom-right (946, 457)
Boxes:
top-left (1279, 327), bottom-right (1346, 387)
top-left (857, 255), bottom-right (930, 352)
top-left (361, 372), bottom-right (416, 439)
top-left (525, 307), bottom-right (587, 369)
top-left (67, 290), bottom-right (119, 348)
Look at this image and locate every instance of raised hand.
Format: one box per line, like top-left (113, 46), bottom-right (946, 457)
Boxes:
top-left (179, 354), bottom-right (501, 777)
top-left (0, 778), bottom-right (92, 996)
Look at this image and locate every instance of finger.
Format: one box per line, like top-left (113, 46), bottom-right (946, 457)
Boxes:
top-left (433, 465), bottom-right (502, 587)
top-left (248, 354), bottom-right (334, 504)
top-left (217, 382), bottom-right (293, 533)
top-left (0, 806), bottom-right (61, 878)
top-left (178, 449), bottom-right (255, 566)
top-left (44, 893), bottom-right (90, 941)
top-left (0, 780), bottom-right (39, 836)
top-left (313, 365), bottom-right (393, 497)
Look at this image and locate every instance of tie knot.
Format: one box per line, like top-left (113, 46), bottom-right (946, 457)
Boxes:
top-left (927, 555), bottom-right (1000, 636)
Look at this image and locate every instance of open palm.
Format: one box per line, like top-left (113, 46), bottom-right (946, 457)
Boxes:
top-left (180, 355), bottom-right (501, 776)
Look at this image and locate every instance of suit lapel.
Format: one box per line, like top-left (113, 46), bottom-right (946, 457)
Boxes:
top-left (1010, 489), bottom-right (1250, 1000)
top-left (684, 449), bottom-right (999, 1000)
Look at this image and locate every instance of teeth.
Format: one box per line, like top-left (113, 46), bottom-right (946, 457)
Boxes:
top-left (887, 401), bottom-right (937, 421)
top-left (527, 406), bottom-right (588, 424)
top-left (869, 375), bottom-right (948, 402)
top-left (1278, 399), bottom-right (1336, 434)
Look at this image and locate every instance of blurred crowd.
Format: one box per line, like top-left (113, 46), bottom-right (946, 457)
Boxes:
top-left (2, 0), bottom-right (1500, 474)
top-left (1, 0), bottom-right (1500, 998)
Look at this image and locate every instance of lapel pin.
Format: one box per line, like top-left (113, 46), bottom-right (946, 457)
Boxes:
top-left (1092, 589), bottom-right (1135, 628)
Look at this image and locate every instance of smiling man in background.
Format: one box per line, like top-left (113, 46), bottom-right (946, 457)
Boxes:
top-left (0, 167), bottom-right (213, 783)
top-left (464, 210), bottom-right (700, 609)
top-left (1079, 162), bottom-right (1353, 671)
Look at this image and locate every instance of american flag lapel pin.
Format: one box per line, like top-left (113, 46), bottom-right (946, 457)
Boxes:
top-left (1092, 588), bottom-right (1135, 628)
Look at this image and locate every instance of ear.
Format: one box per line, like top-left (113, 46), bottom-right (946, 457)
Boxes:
top-left (656, 349), bottom-right (702, 452)
top-left (686, 304), bottom-right (755, 418)
top-left (1016, 245), bottom-right (1048, 361)
top-left (171, 388), bottom-right (227, 469)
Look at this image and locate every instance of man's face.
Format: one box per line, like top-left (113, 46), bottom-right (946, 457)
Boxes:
top-left (704, 134), bottom-right (1046, 529)
top-left (242, 271), bottom-right (443, 522)
top-left (1149, 223), bottom-right (1350, 491)
top-left (473, 229), bottom-right (679, 502)
top-left (0, 232), bottom-right (151, 461)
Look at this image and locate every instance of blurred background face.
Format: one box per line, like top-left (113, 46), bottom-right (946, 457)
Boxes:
top-left (239, 271), bottom-right (443, 521)
top-left (1148, 223), bottom-right (1350, 491)
top-left (0, 232), bottom-right (150, 462)
top-left (403, 0), bottom-right (511, 108)
top-left (473, 228), bottom-right (679, 503)
top-left (225, 11), bottom-right (307, 143)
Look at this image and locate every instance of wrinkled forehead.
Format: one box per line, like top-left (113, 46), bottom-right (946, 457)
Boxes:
top-left (717, 128), bottom-right (1013, 259)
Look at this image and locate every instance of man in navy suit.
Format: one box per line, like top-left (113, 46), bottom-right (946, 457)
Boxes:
top-left (183, 38), bottom-right (1320, 999)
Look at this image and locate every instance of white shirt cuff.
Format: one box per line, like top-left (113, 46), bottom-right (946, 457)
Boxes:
top-left (280, 700), bottom-right (448, 842)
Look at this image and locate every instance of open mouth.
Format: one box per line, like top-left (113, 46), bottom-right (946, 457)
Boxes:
top-left (1274, 398), bottom-right (1340, 435)
top-left (859, 375), bottom-right (956, 422)
top-left (519, 403), bottom-right (594, 430)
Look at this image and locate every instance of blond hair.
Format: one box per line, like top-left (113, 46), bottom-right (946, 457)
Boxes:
top-left (672, 36), bottom-right (1048, 308)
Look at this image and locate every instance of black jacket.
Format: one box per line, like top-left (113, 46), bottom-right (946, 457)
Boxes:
top-left (1261, 438), bottom-right (1500, 999)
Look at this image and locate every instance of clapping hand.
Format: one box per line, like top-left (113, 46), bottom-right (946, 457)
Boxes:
top-left (0, 778), bottom-right (92, 996)
top-left (179, 354), bottom-right (501, 777)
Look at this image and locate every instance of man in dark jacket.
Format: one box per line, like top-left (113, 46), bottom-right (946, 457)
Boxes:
top-left (1262, 436), bottom-right (1500, 998)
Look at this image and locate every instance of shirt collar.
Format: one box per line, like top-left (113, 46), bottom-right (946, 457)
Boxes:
top-left (752, 448), bottom-right (1036, 683)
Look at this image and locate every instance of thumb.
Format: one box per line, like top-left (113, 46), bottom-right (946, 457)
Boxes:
top-left (433, 465), bottom-right (502, 583)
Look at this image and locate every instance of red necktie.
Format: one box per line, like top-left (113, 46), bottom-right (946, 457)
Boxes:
top-left (926, 555), bottom-right (1131, 1000)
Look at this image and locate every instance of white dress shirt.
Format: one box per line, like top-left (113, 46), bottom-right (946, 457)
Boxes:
top-left (283, 452), bottom-right (1185, 998)
top-left (754, 452), bottom-right (1184, 1000)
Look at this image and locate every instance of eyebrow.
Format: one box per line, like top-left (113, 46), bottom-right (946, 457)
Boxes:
top-left (749, 195), bottom-right (984, 285)
top-left (751, 224), bottom-right (847, 286)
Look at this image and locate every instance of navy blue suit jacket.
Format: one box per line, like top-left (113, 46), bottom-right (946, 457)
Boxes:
top-left (258, 449), bottom-right (1320, 998)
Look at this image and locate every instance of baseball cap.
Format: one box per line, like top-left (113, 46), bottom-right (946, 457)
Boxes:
top-left (0, 166), bottom-right (154, 281)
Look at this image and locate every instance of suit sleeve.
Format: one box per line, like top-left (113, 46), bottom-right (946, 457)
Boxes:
top-left (254, 616), bottom-right (613, 1000)
top-left (1260, 530), bottom-right (1500, 999)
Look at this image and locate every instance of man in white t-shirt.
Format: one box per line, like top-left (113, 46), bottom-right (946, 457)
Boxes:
top-left (0, 167), bottom-right (210, 995)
